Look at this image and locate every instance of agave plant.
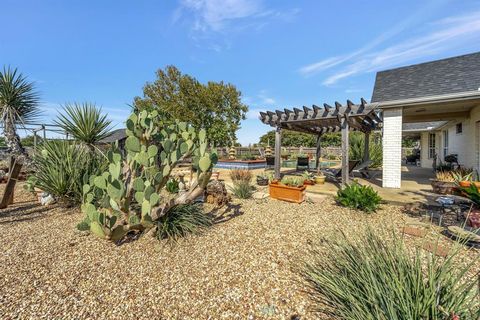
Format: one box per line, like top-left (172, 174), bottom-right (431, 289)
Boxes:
top-left (0, 67), bottom-right (40, 158)
top-left (55, 102), bottom-right (112, 147)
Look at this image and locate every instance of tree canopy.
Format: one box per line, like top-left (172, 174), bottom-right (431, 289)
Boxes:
top-left (134, 66), bottom-right (248, 146)
top-left (259, 130), bottom-right (341, 148)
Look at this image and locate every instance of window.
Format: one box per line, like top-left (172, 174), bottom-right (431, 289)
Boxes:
top-left (443, 130), bottom-right (449, 158)
top-left (428, 133), bottom-right (436, 159)
top-left (456, 122), bottom-right (463, 134)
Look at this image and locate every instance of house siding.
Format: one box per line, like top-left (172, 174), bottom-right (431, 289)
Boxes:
top-left (418, 104), bottom-right (480, 171)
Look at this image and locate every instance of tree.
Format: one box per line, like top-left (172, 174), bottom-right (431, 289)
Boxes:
top-left (134, 66), bottom-right (248, 146)
top-left (0, 67), bottom-right (40, 159)
top-left (259, 130), bottom-right (341, 148)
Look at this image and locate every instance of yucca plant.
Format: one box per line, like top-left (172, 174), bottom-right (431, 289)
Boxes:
top-left (230, 180), bottom-right (254, 199)
top-left (349, 132), bottom-right (382, 167)
top-left (156, 204), bottom-right (213, 242)
top-left (335, 182), bottom-right (382, 213)
top-left (0, 66), bottom-right (40, 158)
top-left (31, 140), bottom-right (107, 204)
top-left (55, 102), bottom-right (112, 147)
top-left (302, 229), bottom-right (480, 319)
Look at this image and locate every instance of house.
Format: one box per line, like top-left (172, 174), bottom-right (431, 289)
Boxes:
top-left (259, 51), bottom-right (480, 189)
top-left (373, 51), bottom-right (480, 188)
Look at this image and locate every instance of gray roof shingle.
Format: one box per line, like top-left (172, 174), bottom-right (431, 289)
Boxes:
top-left (371, 52), bottom-right (480, 103)
top-left (98, 128), bottom-right (126, 144)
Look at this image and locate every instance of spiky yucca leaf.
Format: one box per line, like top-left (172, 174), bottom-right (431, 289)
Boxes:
top-left (156, 204), bottom-right (213, 242)
top-left (55, 102), bottom-right (112, 145)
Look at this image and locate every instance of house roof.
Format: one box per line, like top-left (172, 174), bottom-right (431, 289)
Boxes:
top-left (371, 52), bottom-right (480, 103)
top-left (98, 128), bottom-right (126, 144)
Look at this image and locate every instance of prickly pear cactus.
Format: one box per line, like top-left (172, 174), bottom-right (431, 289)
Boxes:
top-left (79, 110), bottom-right (217, 241)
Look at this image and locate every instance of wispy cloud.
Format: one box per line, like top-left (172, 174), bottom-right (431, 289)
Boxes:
top-left (299, 5), bottom-right (480, 86)
top-left (176, 0), bottom-right (261, 32)
top-left (174, 0), bottom-right (299, 45)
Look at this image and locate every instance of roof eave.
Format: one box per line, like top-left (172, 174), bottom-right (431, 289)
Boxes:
top-left (376, 90), bottom-right (480, 109)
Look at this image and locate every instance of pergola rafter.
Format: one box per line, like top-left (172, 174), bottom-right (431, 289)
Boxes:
top-left (259, 98), bottom-right (383, 185)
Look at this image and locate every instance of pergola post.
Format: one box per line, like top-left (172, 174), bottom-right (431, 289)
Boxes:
top-left (274, 126), bottom-right (282, 180)
top-left (364, 132), bottom-right (370, 162)
top-left (315, 134), bottom-right (322, 170)
top-left (341, 117), bottom-right (349, 186)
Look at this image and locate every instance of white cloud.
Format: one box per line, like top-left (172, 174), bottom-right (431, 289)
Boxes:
top-left (178, 0), bottom-right (263, 32)
top-left (319, 10), bottom-right (480, 85)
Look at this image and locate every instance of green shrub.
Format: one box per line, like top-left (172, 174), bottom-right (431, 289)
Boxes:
top-left (302, 229), bottom-right (480, 319)
top-left (156, 204), bottom-right (213, 241)
top-left (165, 178), bottom-right (179, 194)
top-left (349, 132), bottom-right (382, 168)
top-left (335, 182), bottom-right (382, 213)
top-left (281, 176), bottom-right (305, 187)
top-left (230, 180), bottom-right (254, 199)
top-left (29, 140), bottom-right (107, 204)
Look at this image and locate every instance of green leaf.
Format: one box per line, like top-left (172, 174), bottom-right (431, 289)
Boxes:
top-left (150, 193), bottom-right (160, 206)
top-left (133, 178), bottom-right (145, 191)
top-left (134, 191), bottom-right (144, 204)
top-left (147, 145), bottom-right (158, 158)
top-left (125, 136), bottom-right (141, 152)
top-left (199, 156), bottom-right (211, 172)
top-left (199, 129), bottom-right (206, 141)
top-left (90, 222), bottom-right (105, 238)
top-left (94, 176), bottom-right (107, 189)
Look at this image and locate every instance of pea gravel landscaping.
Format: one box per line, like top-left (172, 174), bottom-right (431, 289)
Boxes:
top-left (0, 183), bottom-right (478, 319)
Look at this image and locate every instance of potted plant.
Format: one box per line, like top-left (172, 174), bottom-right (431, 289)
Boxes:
top-left (431, 170), bottom-right (455, 194)
top-left (451, 168), bottom-right (476, 189)
top-left (269, 176), bottom-right (306, 203)
top-left (315, 166), bottom-right (326, 184)
top-left (302, 171), bottom-right (315, 185)
top-left (256, 171), bottom-right (273, 186)
top-left (458, 184), bottom-right (480, 229)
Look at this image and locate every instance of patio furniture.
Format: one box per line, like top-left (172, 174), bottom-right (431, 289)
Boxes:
top-left (296, 156), bottom-right (309, 170)
top-left (323, 160), bottom-right (360, 182)
top-left (266, 156), bottom-right (275, 169)
top-left (352, 159), bottom-right (372, 178)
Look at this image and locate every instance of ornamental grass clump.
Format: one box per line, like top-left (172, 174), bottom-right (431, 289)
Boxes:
top-left (156, 204), bottom-right (213, 242)
top-left (230, 180), bottom-right (254, 199)
top-left (229, 169), bottom-right (252, 183)
top-left (302, 229), bottom-right (480, 320)
top-left (335, 182), bottom-right (382, 213)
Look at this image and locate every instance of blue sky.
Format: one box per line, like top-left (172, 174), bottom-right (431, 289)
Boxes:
top-left (1, 0), bottom-right (480, 145)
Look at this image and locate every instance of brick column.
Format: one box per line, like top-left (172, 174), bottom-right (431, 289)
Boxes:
top-left (382, 107), bottom-right (403, 188)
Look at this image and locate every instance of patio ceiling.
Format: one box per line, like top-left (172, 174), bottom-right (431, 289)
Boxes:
top-left (259, 98), bottom-right (382, 134)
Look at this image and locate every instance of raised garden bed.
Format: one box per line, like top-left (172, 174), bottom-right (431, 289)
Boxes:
top-left (214, 159), bottom-right (266, 170)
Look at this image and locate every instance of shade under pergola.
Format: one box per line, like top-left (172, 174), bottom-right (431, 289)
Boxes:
top-left (259, 98), bottom-right (383, 185)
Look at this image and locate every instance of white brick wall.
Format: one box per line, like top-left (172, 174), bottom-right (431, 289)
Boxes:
top-left (382, 107), bottom-right (403, 188)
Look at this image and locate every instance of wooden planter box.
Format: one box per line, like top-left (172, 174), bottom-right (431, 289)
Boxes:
top-left (269, 182), bottom-right (306, 203)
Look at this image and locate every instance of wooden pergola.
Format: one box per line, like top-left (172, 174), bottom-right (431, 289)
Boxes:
top-left (259, 98), bottom-right (382, 185)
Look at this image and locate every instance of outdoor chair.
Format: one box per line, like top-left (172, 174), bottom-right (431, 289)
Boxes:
top-left (323, 160), bottom-right (360, 182)
top-left (352, 159), bottom-right (372, 178)
top-left (266, 156), bottom-right (275, 169)
top-left (296, 156), bottom-right (309, 171)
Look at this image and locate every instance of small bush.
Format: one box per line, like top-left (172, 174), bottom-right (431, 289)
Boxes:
top-left (230, 180), bottom-right (254, 199)
top-left (302, 229), bottom-right (480, 319)
top-left (229, 169), bottom-right (252, 183)
top-left (29, 140), bottom-right (107, 204)
top-left (335, 182), bottom-right (382, 213)
top-left (156, 204), bottom-right (213, 242)
top-left (281, 176), bottom-right (305, 187)
top-left (165, 178), bottom-right (179, 193)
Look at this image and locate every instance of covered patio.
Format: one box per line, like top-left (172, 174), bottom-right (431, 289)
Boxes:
top-left (259, 98), bottom-right (382, 186)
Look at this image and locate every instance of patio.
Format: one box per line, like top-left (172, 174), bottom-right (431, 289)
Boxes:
top-left (217, 165), bottom-right (436, 205)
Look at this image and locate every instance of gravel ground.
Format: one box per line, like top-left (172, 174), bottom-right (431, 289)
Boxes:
top-left (0, 183), bottom-right (478, 319)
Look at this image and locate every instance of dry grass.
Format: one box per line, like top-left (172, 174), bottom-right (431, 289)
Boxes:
top-left (0, 183), bottom-right (478, 319)
top-left (229, 169), bottom-right (252, 183)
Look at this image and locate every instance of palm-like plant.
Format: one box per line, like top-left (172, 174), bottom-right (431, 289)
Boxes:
top-left (0, 67), bottom-right (40, 157)
top-left (55, 102), bottom-right (112, 147)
